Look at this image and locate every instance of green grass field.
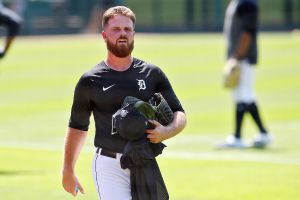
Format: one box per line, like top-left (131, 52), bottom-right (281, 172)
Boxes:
top-left (1, 32), bottom-right (300, 200)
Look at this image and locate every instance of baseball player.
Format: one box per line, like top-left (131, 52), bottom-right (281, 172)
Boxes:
top-left (62, 6), bottom-right (187, 200)
top-left (0, 1), bottom-right (22, 59)
top-left (220, 0), bottom-right (272, 148)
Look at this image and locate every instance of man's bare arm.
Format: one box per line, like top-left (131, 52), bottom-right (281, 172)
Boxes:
top-left (146, 111), bottom-right (187, 143)
top-left (62, 127), bottom-right (87, 196)
top-left (233, 31), bottom-right (253, 60)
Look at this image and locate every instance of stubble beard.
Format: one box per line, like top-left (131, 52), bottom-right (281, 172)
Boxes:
top-left (106, 38), bottom-right (134, 58)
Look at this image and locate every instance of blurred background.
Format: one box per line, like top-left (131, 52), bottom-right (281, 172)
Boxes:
top-left (0, 1), bottom-right (300, 200)
top-left (3, 0), bottom-right (300, 35)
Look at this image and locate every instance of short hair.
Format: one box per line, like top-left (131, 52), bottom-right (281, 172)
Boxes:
top-left (102, 6), bottom-right (136, 29)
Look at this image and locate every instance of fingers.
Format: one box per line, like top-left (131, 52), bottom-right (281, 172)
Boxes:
top-left (147, 136), bottom-right (161, 143)
top-left (62, 171), bottom-right (84, 197)
top-left (71, 183), bottom-right (85, 196)
top-left (66, 181), bottom-right (77, 197)
top-left (147, 135), bottom-right (159, 143)
top-left (77, 182), bottom-right (85, 194)
top-left (146, 126), bottom-right (157, 142)
top-left (64, 183), bottom-right (77, 197)
top-left (146, 128), bottom-right (162, 144)
top-left (71, 187), bottom-right (77, 197)
top-left (146, 120), bottom-right (168, 143)
top-left (146, 120), bottom-right (160, 133)
top-left (148, 120), bottom-right (160, 126)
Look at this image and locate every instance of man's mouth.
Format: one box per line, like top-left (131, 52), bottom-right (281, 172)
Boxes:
top-left (117, 39), bottom-right (127, 44)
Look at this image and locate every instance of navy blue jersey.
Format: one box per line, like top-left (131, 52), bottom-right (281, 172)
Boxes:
top-left (224, 0), bottom-right (258, 64)
top-left (0, 3), bottom-right (22, 36)
top-left (69, 58), bottom-right (184, 152)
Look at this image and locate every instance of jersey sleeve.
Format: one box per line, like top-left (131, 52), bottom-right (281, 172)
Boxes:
top-left (68, 75), bottom-right (92, 131)
top-left (155, 68), bottom-right (184, 113)
top-left (238, 1), bottom-right (258, 35)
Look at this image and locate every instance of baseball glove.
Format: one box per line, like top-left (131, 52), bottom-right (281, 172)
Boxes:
top-left (134, 101), bottom-right (157, 120)
top-left (223, 58), bottom-right (241, 88)
top-left (121, 96), bottom-right (157, 120)
top-left (148, 93), bottom-right (174, 125)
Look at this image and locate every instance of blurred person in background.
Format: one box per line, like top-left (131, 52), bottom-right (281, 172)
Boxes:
top-left (0, 0), bottom-right (22, 59)
top-left (85, 0), bottom-right (124, 33)
top-left (219, 0), bottom-right (272, 148)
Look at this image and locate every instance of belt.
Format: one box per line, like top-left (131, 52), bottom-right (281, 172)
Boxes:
top-left (96, 147), bottom-right (117, 159)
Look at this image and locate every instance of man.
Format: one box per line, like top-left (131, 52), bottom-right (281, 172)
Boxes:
top-left (221, 0), bottom-right (271, 148)
top-left (0, 1), bottom-right (22, 59)
top-left (62, 6), bottom-right (186, 200)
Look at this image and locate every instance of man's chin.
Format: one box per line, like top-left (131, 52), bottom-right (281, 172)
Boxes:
top-left (117, 43), bottom-right (129, 49)
top-left (114, 47), bottom-right (133, 57)
top-left (109, 48), bottom-right (129, 57)
top-left (107, 41), bottom-right (134, 58)
top-left (114, 52), bottom-right (131, 58)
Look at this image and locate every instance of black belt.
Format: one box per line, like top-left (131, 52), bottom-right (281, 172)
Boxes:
top-left (96, 147), bottom-right (117, 159)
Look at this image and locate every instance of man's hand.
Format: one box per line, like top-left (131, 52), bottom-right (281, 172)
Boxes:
top-left (62, 170), bottom-right (85, 196)
top-left (146, 120), bottom-right (168, 143)
top-left (223, 58), bottom-right (241, 88)
top-left (62, 128), bottom-right (87, 196)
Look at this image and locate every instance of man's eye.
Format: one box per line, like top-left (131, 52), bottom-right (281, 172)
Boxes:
top-left (125, 28), bottom-right (132, 32)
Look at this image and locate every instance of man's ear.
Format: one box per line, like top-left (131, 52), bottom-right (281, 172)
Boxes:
top-left (101, 31), bottom-right (107, 41)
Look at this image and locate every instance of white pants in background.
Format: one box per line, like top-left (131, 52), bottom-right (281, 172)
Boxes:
top-left (92, 149), bottom-right (131, 200)
top-left (232, 60), bottom-right (257, 103)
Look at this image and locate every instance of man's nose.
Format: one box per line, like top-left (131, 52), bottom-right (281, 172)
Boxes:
top-left (119, 31), bottom-right (128, 38)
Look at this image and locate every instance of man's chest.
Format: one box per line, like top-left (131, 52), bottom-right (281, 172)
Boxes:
top-left (89, 70), bottom-right (157, 110)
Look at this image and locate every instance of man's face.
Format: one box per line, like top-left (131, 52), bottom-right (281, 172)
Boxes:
top-left (102, 15), bottom-right (135, 57)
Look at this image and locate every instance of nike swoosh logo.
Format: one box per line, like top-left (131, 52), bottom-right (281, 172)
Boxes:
top-left (102, 84), bottom-right (115, 91)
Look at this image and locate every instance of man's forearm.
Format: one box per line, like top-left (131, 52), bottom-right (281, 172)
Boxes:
top-left (163, 111), bottom-right (187, 140)
top-left (63, 128), bottom-right (87, 172)
top-left (233, 31), bottom-right (252, 60)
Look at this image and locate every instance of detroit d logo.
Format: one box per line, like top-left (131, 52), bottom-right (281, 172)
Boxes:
top-left (136, 79), bottom-right (146, 90)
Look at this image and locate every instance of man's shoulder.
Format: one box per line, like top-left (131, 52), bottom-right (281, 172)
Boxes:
top-left (81, 62), bottom-right (105, 76)
top-left (133, 57), bottom-right (161, 71)
top-left (238, 0), bottom-right (258, 10)
top-left (236, 0), bottom-right (258, 18)
top-left (75, 62), bottom-right (105, 84)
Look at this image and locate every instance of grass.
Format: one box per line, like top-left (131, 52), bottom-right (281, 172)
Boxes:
top-left (0, 32), bottom-right (300, 199)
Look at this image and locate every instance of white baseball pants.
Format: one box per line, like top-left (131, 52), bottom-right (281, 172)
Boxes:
top-left (232, 60), bottom-right (257, 103)
top-left (92, 148), bottom-right (132, 200)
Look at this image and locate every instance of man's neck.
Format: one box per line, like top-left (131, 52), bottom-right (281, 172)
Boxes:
top-left (105, 53), bottom-right (133, 71)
